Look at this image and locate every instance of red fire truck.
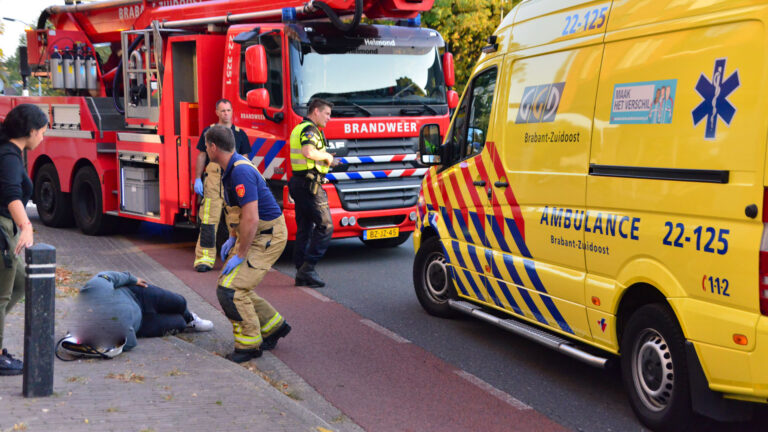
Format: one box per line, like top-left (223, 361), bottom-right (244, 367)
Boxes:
top-left (1, 0), bottom-right (456, 247)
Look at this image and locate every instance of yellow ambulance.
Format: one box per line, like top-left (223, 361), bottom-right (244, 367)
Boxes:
top-left (413, 0), bottom-right (768, 429)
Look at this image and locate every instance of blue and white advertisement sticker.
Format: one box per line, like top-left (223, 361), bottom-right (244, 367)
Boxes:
top-left (610, 79), bottom-right (677, 124)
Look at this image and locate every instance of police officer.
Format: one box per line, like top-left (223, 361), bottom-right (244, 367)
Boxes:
top-left (288, 98), bottom-right (337, 288)
top-left (0, 104), bottom-right (48, 375)
top-left (203, 125), bottom-right (291, 363)
top-left (192, 99), bottom-right (252, 272)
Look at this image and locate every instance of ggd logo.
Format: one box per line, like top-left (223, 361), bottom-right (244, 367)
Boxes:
top-left (516, 82), bottom-right (565, 124)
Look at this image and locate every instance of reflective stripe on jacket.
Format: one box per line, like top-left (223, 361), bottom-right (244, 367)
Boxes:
top-left (289, 120), bottom-right (329, 174)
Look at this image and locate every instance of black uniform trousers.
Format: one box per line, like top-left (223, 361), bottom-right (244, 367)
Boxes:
top-left (288, 175), bottom-right (333, 268)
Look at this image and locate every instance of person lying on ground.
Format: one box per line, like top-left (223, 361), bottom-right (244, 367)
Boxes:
top-left (70, 271), bottom-right (213, 353)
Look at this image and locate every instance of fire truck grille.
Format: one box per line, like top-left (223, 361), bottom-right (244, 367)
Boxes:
top-left (334, 178), bottom-right (422, 212)
top-left (332, 137), bottom-right (420, 172)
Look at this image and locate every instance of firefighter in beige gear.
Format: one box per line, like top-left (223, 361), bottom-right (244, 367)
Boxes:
top-left (193, 99), bottom-right (252, 272)
top-left (203, 125), bottom-right (290, 363)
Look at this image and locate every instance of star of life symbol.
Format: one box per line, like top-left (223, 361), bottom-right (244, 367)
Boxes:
top-left (692, 58), bottom-right (740, 140)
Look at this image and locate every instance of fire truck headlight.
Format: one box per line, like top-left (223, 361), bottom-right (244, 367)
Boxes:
top-left (341, 217), bottom-right (349, 226)
top-left (409, 211), bottom-right (417, 221)
top-left (349, 216), bottom-right (357, 226)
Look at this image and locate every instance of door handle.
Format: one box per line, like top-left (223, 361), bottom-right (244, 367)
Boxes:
top-left (494, 181), bottom-right (509, 188)
top-left (473, 180), bottom-right (486, 187)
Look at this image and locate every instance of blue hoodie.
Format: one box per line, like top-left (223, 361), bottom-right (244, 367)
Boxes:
top-left (77, 271), bottom-right (142, 351)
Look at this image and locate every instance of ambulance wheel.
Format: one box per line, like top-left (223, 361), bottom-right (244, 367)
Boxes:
top-left (413, 236), bottom-right (458, 318)
top-left (34, 163), bottom-right (73, 227)
top-left (361, 232), bottom-right (411, 248)
top-left (72, 167), bottom-right (112, 235)
top-left (621, 303), bottom-right (692, 432)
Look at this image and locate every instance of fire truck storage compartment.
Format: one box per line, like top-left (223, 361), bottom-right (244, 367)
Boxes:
top-left (119, 151), bottom-right (160, 215)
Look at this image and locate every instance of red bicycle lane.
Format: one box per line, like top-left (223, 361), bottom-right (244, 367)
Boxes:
top-left (131, 237), bottom-right (568, 432)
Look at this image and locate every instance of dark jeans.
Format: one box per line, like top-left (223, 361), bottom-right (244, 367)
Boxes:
top-left (288, 175), bottom-right (333, 268)
top-left (127, 284), bottom-right (193, 338)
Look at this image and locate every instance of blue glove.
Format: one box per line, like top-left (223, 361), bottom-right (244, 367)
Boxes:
top-left (222, 254), bottom-right (244, 275)
top-left (194, 178), bottom-right (204, 196)
top-left (220, 236), bottom-right (236, 261)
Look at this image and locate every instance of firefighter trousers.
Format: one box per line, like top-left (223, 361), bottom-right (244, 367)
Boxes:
top-left (216, 215), bottom-right (287, 350)
top-left (194, 163), bottom-right (230, 269)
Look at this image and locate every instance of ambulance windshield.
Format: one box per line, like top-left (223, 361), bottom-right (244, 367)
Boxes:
top-left (288, 23), bottom-right (447, 111)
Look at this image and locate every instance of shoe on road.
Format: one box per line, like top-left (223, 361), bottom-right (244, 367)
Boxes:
top-left (186, 312), bottom-right (214, 332)
top-left (226, 348), bottom-right (262, 363)
top-left (0, 349), bottom-right (23, 376)
top-left (295, 263), bottom-right (325, 288)
top-left (261, 322), bottom-right (291, 351)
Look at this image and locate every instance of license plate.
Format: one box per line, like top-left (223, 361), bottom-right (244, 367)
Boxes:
top-left (363, 227), bottom-right (399, 240)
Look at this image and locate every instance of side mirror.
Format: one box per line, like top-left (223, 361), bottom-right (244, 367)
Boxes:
top-left (245, 45), bottom-right (267, 84)
top-left (446, 90), bottom-right (459, 109)
top-left (247, 88), bottom-right (270, 109)
top-left (442, 52), bottom-right (455, 87)
top-left (419, 124), bottom-right (441, 165)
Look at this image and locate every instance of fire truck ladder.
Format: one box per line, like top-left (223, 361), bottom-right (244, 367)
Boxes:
top-left (121, 25), bottom-right (170, 128)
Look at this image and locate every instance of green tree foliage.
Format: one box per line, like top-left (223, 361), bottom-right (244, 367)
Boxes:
top-left (422, 0), bottom-right (521, 94)
top-left (1, 34), bottom-right (62, 96)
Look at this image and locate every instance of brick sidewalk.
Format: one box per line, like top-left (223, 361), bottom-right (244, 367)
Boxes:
top-left (0, 209), bottom-right (341, 432)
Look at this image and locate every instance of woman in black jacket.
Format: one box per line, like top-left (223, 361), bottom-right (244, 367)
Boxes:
top-left (0, 104), bottom-right (48, 375)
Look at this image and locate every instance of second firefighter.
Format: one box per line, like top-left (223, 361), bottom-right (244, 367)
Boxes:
top-left (203, 125), bottom-right (291, 363)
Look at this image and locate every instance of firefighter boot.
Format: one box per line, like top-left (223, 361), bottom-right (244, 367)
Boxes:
top-left (261, 322), bottom-right (291, 351)
top-left (226, 348), bottom-right (263, 363)
top-left (295, 263), bottom-right (325, 288)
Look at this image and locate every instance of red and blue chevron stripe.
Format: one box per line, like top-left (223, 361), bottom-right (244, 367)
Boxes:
top-left (249, 138), bottom-right (287, 180)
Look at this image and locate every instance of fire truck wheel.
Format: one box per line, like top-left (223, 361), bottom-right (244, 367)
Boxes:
top-left (34, 163), bottom-right (74, 227)
top-left (361, 232), bottom-right (411, 248)
top-left (620, 303), bottom-right (693, 432)
top-left (413, 235), bottom-right (458, 318)
top-left (72, 167), bottom-right (112, 236)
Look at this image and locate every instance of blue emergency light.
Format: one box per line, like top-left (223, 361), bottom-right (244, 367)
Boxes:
top-left (397, 14), bottom-right (421, 27)
top-left (282, 7), bottom-right (297, 22)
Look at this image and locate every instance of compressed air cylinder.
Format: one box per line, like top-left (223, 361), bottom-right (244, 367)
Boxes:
top-left (74, 47), bottom-right (86, 90)
top-left (85, 48), bottom-right (98, 90)
top-left (62, 48), bottom-right (75, 89)
top-left (50, 46), bottom-right (64, 89)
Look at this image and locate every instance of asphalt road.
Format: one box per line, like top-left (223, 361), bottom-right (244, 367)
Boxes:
top-left (272, 236), bottom-right (768, 432)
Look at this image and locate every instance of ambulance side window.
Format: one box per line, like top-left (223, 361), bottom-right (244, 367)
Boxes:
top-left (449, 68), bottom-right (497, 162)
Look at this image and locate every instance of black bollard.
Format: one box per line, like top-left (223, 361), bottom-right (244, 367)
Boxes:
top-left (23, 244), bottom-right (56, 398)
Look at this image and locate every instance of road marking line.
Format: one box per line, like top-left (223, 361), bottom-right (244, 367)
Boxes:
top-left (360, 319), bottom-right (411, 344)
top-left (298, 287), bottom-right (332, 302)
top-left (454, 370), bottom-right (532, 411)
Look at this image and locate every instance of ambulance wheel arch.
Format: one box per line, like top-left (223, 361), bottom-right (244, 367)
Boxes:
top-left (615, 283), bottom-right (668, 345)
top-left (613, 258), bottom-right (690, 343)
